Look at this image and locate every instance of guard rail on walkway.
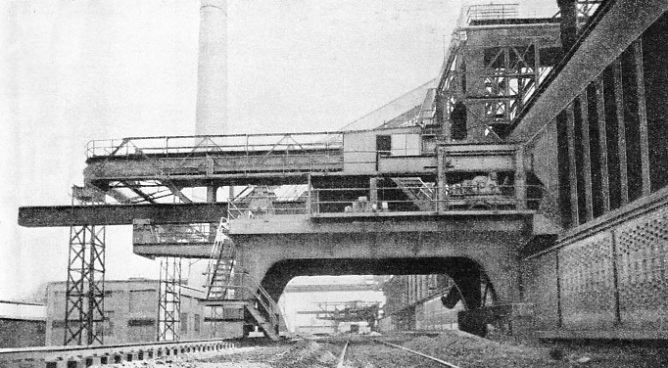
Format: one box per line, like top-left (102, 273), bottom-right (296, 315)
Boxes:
top-left (86, 132), bottom-right (343, 159)
top-left (228, 184), bottom-right (546, 220)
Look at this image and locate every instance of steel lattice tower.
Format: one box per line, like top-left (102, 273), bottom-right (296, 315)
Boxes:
top-left (157, 257), bottom-right (182, 341)
top-left (64, 186), bottom-right (106, 346)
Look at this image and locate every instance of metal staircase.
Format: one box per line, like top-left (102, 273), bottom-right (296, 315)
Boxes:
top-left (391, 177), bottom-right (436, 211)
top-left (203, 217), bottom-right (283, 341)
top-left (205, 220), bottom-right (236, 301)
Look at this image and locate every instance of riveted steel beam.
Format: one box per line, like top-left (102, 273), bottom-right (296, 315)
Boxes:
top-left (18, 203), bottom-right (229, 227)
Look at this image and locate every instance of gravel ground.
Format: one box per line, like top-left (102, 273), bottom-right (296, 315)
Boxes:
top-left (90, 332), bottom-right (668, 368)
top-left (398, 330), bottom-right (668, 368)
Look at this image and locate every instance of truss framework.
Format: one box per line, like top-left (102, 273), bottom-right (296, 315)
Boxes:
top-left (64, 187), bottom-right (106, 346)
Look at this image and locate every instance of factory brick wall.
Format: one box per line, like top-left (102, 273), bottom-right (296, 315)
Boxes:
top-left (0, 319), bottom-right (45, 348)
top-left (46, 280), bottom-right (213, 346)
top-left (382, 274), bottom-right (458, 331)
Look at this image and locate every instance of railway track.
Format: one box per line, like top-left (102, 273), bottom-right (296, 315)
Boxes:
top-left (337, 336), bottom-right (463, 368)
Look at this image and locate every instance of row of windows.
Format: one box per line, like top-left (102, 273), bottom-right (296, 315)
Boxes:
top-left (556, 13), bottom-right (668, 228)
top-left (52, 317), bottom-right (154, 329)
top-left (53, 314), bottom-right (207, 340)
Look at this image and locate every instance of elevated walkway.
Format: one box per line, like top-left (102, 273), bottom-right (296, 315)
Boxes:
top-left (132, 181), bottom-right (554, 256)
top-left (84, 132), bottom-right (344, 187)
top-left (82, 132), bottom-right (519, 188)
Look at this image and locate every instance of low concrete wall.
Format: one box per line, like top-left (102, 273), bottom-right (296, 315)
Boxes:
top-left (522, 197), bottom-right (668, 339)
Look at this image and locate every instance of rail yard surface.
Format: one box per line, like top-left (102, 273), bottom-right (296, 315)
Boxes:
top-left (79, 331), bottom-right (668, 368)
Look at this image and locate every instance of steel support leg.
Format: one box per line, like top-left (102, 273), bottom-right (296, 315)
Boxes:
top-left (64, 226), bottom-right (106, 345)
top-left (64, 187), bottom-right (106, 346)
top-left (157, 257), bottom-right (182, 341)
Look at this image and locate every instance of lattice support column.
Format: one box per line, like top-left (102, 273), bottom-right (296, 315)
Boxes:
top-left (157, 257), bottom-right (182, 341)
top-left (64, 187), bottom-right (106, 346)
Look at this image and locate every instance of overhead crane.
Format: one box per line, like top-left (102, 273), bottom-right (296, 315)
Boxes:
top-left (19, 0), bottom-right (612, 342)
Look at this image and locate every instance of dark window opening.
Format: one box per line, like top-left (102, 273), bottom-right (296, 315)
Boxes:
top-left (484, 47), bottom-right (506, 69)
top-left (539, 47), bottom-right (562, 67)
top-left (621, 45), bottom-right (643, 201)
top-left (603, 66), bottom-right (622, 210)
top-left (376, 135), bottom-right (391, 155)
top-left (642, 13), bottom-right (668, 192)
top-left (556, 111), bottom-right (573, 228)
top-left (586, 83), bottom-right (604, 218)
top-left (573, 98), bottom-right (588, 224)
top-left (127, 318), bottom-right (155, 327)
top-left (461, 61), bottom-right (467, 94)
top-left (451, 102), bottom-right (468, 140)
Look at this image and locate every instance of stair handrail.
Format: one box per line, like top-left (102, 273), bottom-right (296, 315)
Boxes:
top-left (392, 177), bottom-right (437, 209)
top-left (205, 218), bottom-right (235, 300)
top-left (415, 177), bottom-right (435, 201)
top-left (237, 273), bottom-right (281, 327)
top-left (227, 200), bottom-right (248, 221)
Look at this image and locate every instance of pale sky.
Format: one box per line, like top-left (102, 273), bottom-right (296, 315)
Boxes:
top-left (0, 0), bottom-right (463, 300)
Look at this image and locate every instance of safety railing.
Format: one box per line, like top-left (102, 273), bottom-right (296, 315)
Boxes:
top-left (86, 132), bottom-right (344, 159)
top-left (133, 221), bottom-right (216, 245)
top-left (227, 184), bottom-right (546, 220)
top-left (206, 273), bottom-right (281, 328)
top-left (467, 2), bottom-right (519, 24)
top-left (310, 185), bottom-right (541, 214)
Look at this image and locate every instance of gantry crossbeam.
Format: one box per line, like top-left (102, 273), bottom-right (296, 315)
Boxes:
top-left (18, 203), bottom-right (229, 227)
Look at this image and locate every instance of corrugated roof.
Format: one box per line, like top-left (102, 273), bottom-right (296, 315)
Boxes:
top-left (338, 79), bottom-right (438, 131)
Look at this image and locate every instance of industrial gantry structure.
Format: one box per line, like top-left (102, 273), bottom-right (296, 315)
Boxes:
top-left (18, 0), bottom-right (668, 343)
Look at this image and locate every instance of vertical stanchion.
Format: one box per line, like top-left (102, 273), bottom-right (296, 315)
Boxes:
top-left (437, 146), bottom-right (448, 212)
top-left (157, 257), bottom-right (182, 341)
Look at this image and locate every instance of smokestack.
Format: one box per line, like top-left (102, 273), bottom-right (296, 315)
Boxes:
top-left (196, 0), bottom-right (227, 136)
top-left (557, 0), bottom-right (578, 52)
